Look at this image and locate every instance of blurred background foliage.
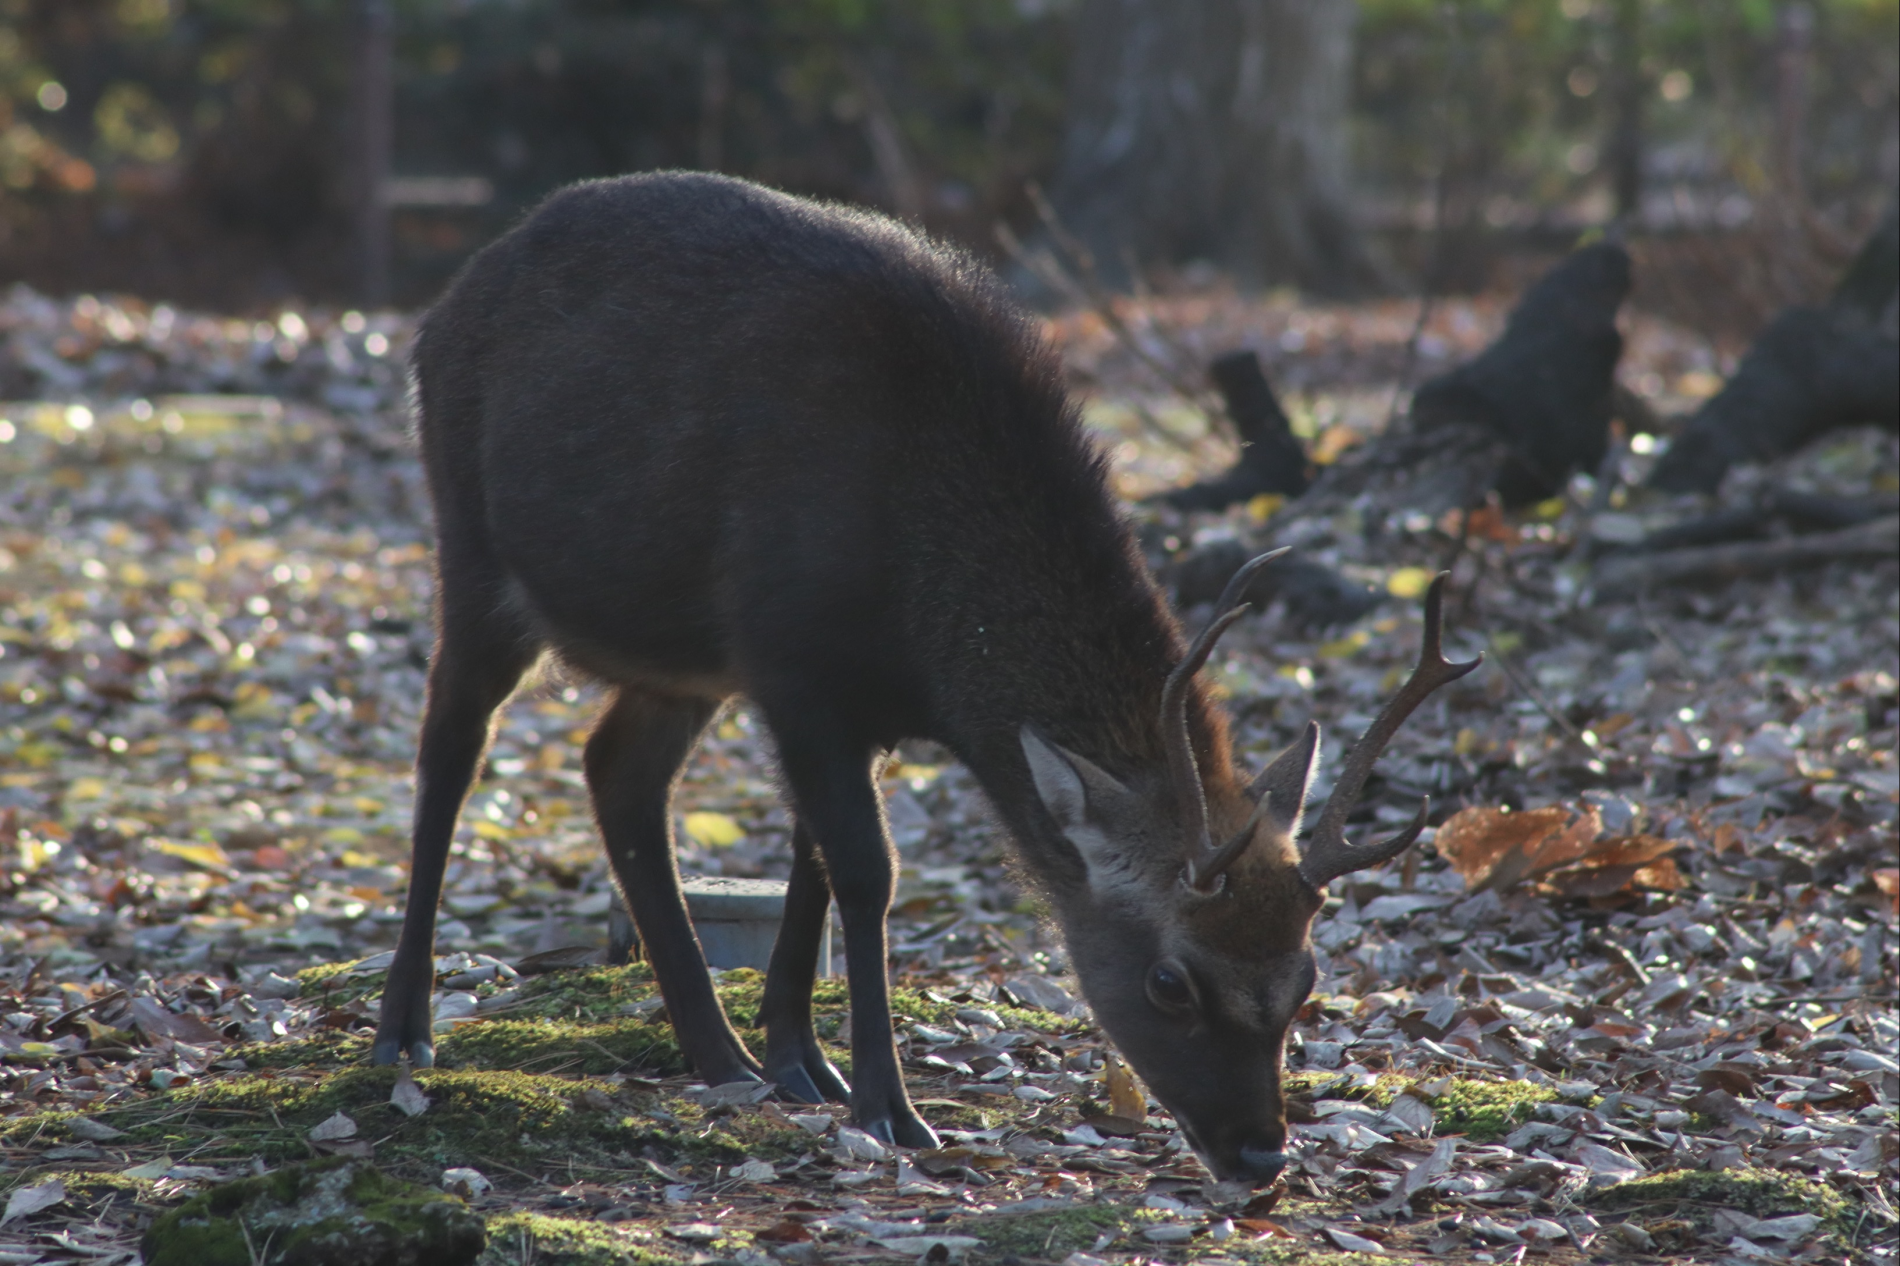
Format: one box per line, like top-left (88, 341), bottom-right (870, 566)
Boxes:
top-left (0, 0), bottom-right (1892, 313)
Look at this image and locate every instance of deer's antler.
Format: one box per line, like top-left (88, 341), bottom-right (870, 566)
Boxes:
top-left (1161, 548), bottom-right (1287, 893)
top-left (1297, 572), bottom-right (1483, 889)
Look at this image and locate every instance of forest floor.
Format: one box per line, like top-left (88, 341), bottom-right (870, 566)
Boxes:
top-left (0, 282), bottom-right (1892, 1266)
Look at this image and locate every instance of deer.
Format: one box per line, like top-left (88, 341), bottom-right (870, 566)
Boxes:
top-left (370, 171), bottom-right (1482, 1186)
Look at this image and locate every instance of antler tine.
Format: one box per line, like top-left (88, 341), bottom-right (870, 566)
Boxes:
top-left (1160, 548), bottom-right (1289, 873)
top-left (1298, 573), bottom-right (1483, 888)
top-left (1184, 789), bottom-right (1275, 892)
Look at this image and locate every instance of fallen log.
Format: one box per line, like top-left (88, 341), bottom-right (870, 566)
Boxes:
top-left (1165, 538), bottom-right (1381, 629)
top-left (1411, 241), bottom-right (1631, 504)
top-left (1593, 515), bottom-right (1898, 600)
top-left (1157, 350), bottom-right (1310, 511)
top-left (1649, 202), bottom-right (1899, 494)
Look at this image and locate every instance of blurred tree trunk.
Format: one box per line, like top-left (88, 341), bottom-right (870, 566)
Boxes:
top-left (350, 0), bottom-right (393, 306)
top-left (1605, 0), bottom-right (1644, 221)
top-left (1047, 0), bottom-right (1372, 294)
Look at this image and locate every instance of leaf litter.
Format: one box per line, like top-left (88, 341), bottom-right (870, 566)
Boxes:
top-left (0, 282), bottom-right (1889, 1264)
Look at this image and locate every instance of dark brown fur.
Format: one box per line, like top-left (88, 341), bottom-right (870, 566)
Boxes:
top-left (373, 173), bottom-right (1333, 1179)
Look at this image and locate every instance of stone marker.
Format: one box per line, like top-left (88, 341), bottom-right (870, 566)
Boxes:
top-left (682, 876), bottom-right (833, 975)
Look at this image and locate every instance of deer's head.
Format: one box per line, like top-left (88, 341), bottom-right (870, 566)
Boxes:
top-left (1022, 553), bottom-right (1481, 1185)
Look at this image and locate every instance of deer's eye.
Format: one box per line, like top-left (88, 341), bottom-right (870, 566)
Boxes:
top-left (1147, 961), bottom-right (1196, 1013)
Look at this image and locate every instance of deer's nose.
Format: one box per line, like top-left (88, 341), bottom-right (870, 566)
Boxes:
top-left (1237, 1145), bottom-right (1287, 1185)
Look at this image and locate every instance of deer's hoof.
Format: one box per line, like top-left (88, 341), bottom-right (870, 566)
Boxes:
top-left (767, 1049), bottom-right (850, 1104)
top-left (859, 1108), bottom-right (938, 1150)
top-left (771, 1066), bottom-right (826, 1105)
top-left (370, 1034), bottom-right (435, 1069)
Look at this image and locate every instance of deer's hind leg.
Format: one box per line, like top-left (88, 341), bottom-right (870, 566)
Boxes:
top-left (585, 687), bottom-right (764, 1086)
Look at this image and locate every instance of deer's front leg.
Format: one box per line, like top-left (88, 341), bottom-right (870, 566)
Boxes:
top-left (769, 720), bottom-right (937, 1148)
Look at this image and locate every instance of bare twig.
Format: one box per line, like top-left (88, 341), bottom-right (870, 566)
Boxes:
top-left (1484, 631), bottom-right (1583, 742)
top-left (1016, 185), bottom-right (1230, 445)
top-left (1383, 293), bottom-right (1438, 433)
top-left (1635, 592), bottom-right (1697, 683)
top-left (993, 221), bottom-right (1196, 454)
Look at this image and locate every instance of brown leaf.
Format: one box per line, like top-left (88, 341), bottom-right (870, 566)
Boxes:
top-left (756, 1220), bottom-right (812, 1243)
top-left (1080, 1113), bottom-right (1148, 1138)
top-left (1873, 868), bottom-right (1899, 914)
top-left (1687, 1088), bottom-right (1762, 1132)
top-left (127, 996), bottom-right (225, 1045)
top-left (1543, 836), bottom-right (1681, 898)
top-left (1434, 804), bottom-right (1602, 892)
top-left (1695, 1067), bottom-right (1756, 1096)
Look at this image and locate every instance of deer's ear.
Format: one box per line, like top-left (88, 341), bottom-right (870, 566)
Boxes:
top-left (1247, 721), bottom-right (1321, 846)
top-left (1020, 726), bottom-right (1139, 895)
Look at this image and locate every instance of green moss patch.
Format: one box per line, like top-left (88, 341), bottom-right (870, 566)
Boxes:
top-left (5, 1063), bottom-right (818, 1188)
top-left (142, 1156), bottom-right (485, 1266)
top-left (115, 1068), bottom-right (638, 1176)
top-left (478, 1212), bottom-right (684, 1266)
top-left (1411, 1077), bottom-right (1553, 1141)
top-left (1589, 1168), bottom-right (1852, 1237)
top-left (294, 961), bottom-right (386, 1005)
top-left (251, 963), bottom-right (1076, 1084)
top-left (951, 1203), bottom-right (1164, 1258)
top-left (953, 1204), bottom-right (1372, 1264)
top-left (1297, 1071), bottom-right (1555, 1142)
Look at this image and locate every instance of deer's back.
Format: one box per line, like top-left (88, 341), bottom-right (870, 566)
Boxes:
top-left (416, 173), bottom-right (1169, 753)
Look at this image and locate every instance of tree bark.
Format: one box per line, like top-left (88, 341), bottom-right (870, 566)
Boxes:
top-left (1047, 0), bottom-right (1369, 294)
top-left (350, 0), bottom-right (393, 306)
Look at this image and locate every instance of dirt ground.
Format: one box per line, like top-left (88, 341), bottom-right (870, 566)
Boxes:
top-left (0, 281), bottom-right (1892, 1265)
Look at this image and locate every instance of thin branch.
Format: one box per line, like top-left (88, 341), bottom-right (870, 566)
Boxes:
top-left (1021, 184), bottom-right (1228, 442)
top-left (1484, 631), bottom-right (1582, 742)
top-left (993, 221), bottom-right (1194, 454)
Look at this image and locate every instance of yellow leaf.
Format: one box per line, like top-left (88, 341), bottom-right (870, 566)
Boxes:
top-left (1676, 370), bottom-right (1722, 399)
top-left (231, 681), bottom-right (277, 720)
top-left (151, 838), bottom-right (232, 871)
top-left (1532, 497), bottom-right (1567, 521)
top-left (351, 797), bottom-right (385, 815)
top-left (188, 751), bottom-right (222, 775)
top-left (472, 820), bottom-right (512, 841)
top-left (682, 812), bottom-right (744, 847)
top-left (1105, 1052), bottom-right (1148, 1122)
top-left (67, 777), bottom-right (108, 801)
top-left (338, 850), bottom-right (381, 868)
top-left (1317, 630), bottom-right (1369, 659)
top-left (1312, 424), bottom-right (1362, 465)
top-left (322, 827), bottom-right (365, 846)
top-left (1245, 493), bottom-right (1286, 523)
top-left (1386, 567), bottom-right (1433, 599)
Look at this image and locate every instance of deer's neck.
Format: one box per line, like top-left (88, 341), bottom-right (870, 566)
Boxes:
top-left (931, 602), bottom-right (1240, 881)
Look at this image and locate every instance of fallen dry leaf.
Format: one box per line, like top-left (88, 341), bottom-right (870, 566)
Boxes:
top-left (1105, 1050), bottom-right (1148, 1122)
top-left (1434, 804), bottom-right (1601, 892)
